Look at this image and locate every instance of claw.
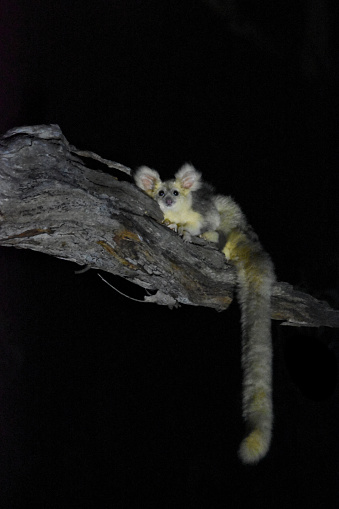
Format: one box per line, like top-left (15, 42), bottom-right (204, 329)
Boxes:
top-left (166, 223), bottom-right (178, 232)
top-left (178, 226), bottom-right (192, 242)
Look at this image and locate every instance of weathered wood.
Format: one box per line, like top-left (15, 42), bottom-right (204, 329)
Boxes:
top-left (0, 124), bottom-right (338, 328)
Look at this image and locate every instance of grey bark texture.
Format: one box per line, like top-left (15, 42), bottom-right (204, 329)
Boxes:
top-left (0, 124), bottom-right (338, 328)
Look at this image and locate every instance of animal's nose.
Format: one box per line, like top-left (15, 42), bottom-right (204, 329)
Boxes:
top-left (165, 197), bottom-right (173, 206)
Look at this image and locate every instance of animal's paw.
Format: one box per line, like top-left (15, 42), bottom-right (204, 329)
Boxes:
top-left (178, 227), bottom-right (192, 243)
top-left (164, 222), bottom-right (178, 233)
top-left (200, 230), bottom-right (219, 243)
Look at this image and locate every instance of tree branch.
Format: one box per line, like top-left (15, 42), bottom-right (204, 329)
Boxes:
top-left (0, 125), bottom-right (338, 328)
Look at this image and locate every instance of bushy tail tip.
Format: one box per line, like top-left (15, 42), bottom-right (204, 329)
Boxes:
top-left (238, 429), bottom-right (270, 464)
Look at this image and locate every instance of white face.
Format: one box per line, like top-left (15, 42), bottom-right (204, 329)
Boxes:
top-left (155, 180), bottom-right (184, 211)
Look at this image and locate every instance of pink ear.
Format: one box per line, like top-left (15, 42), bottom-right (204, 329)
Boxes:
top-left (134, 166), bottom-right (161, 192)
top-left (175, 164), bottom-right (202, 191)
top-left (140, 174), bottom-right (156, 191)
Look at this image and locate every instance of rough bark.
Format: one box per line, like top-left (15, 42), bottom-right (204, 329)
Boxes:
top-left (0, 124), bottom-right (338, 328)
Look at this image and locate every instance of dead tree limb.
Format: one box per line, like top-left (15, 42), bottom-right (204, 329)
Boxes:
top-left (0, 124), bottom-right (338, 328)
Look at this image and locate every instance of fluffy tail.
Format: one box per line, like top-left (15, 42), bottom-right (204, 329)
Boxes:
top-left (222, 228), bottom-right (275, 464)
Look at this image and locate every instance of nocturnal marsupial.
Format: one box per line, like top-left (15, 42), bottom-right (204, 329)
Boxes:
top-left (134, 163), bottom-right (275, 464)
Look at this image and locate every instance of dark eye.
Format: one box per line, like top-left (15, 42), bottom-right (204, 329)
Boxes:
top-left (158, 190), bottom-right (165, 196)
top-left (173, 190), bottom-right (179, 196)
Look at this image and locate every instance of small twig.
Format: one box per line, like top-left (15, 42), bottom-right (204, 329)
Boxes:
top-left (98, 273), bottom-right (146, 303)
top-left (74, 265), bottom-right (92, 274)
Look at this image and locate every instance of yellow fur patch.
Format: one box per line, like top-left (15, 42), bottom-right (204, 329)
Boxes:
top-left (222, 229), bottom-right (250, 261)
top-left (201, 230), bottom-right (219, 243)
top-left (222, 229), bottom-right (264, 289)
top-left (243, 429), bottom-right (263, 454)
top-left (252, 390), bottom-right (267, 412)
top-left (164, 206), bottom-right (202, 229)
top-left (239, 428), bottom-right (269, 464)
top-left (243, 430), bottom-right (264, 455)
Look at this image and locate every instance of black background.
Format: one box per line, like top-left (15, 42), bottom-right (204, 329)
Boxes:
top-left (0, 1), bottom-right (338, 507)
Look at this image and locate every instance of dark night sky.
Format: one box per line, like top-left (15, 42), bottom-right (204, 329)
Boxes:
top-left (0, 1), bottom-right (338, 507)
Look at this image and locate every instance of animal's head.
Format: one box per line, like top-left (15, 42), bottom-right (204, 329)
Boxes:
top-left (134, 163), bottom-right (202, 213)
